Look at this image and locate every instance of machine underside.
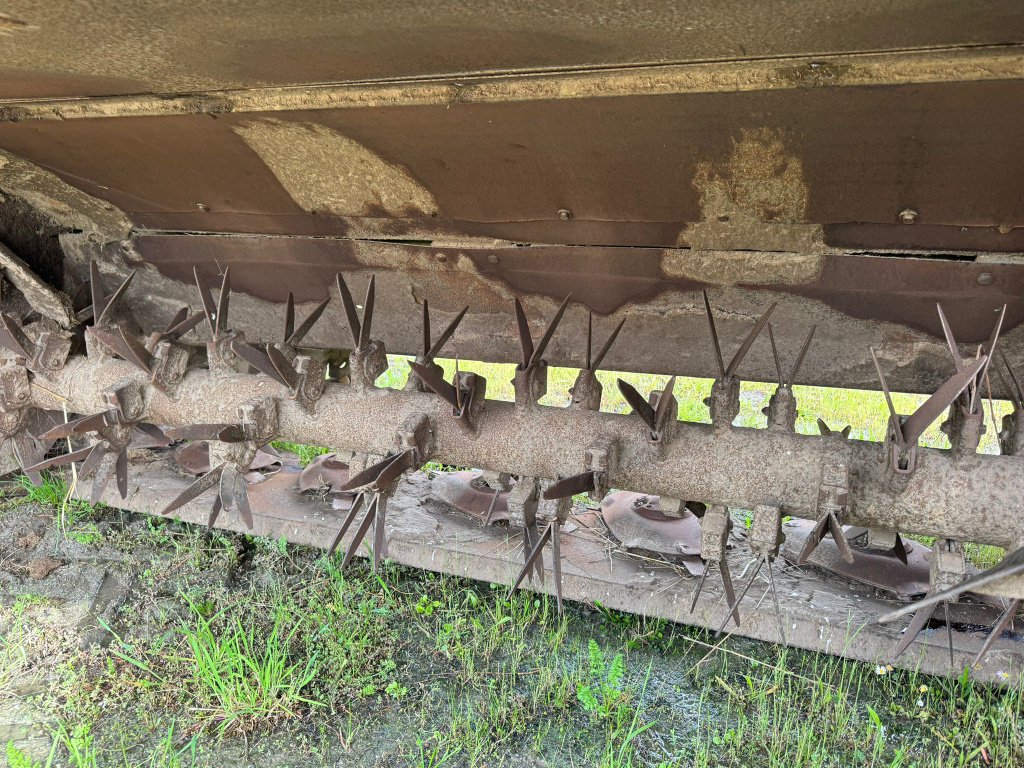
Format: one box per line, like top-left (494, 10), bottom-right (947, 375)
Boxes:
top-left (0, 1), bottom-right (1022, 682)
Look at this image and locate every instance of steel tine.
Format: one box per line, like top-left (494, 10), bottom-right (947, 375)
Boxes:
top-left (0, 314), bottom-right (33, 359)
top-left (870, 347), bottom-right (905, 449)
top-left (372, 493), bottom-right (388, 572)
top-left (483, 489), bottom-right (501, 526)
top-left (828, 513), bottom-right (855, 565)
top-left (215, 267), bottom-right (231, 335)
top-left (551, 521), bottom-right (564, 615)
top-left (513, 298), bottom-right (534, 369)
top-left (79, 443), bottom-right (108, 479)
top-left (338, 451), bottom-right (409, 492)
top-left (193, 267), bottom-right (218, 337)
top-left (328, 493), bottom-right (365, 556)
top-left (206, 495), bottom-right (223, 531)
top-left (585, 311), bottom-right (593, 371)
top-left (970, 304), bottom-right (1006, 413)
top-left (90, 261), bottom-right (108, 326)
top-left (39, 412), bottom-right (108, 441)
top-left (795, 513), bottom-right (831, 565)
top-left (591, 317), bottom-right (626, 372)
top-left (230, 340), bottom-right (291, 387)
top-left (892, 533), bottom-right (910, 566)
top-left (816, 418), bottom-right (832, 436)
top-left (235, 477), bottom-right (254, 529)
top-left (165, 309), bottom-right (205, 340)
top-left (97, 269), bottom-right (137, 326)
top-left (427, 306), bottom-right (469, 361)
top-left (765, 556), bottom-right (787, 645)
top-left (343, 494), bottom-right (378, 568)
top-left (454, 358), bottom-right (463, 414)
top-left (529, 293), bottom-right (571, 369)
top-left (266, 345), bottom-right (300, 390)
top-left (767, 324), bottom-right (784, 386)
top-left (511, 523), bottom-right (552, 593)
top-left (23, 445), bottom-right (94, 475)
top-left (335, 273), bottom-right (362, 348)
top-left (409, 361), bottom-right (460, 408)
top-left (164, 307), bottom-right (190, 336)
top-left (161, 464), bottom-right (225, 515)
top-left (12, 433), bottom-right (44, 485)
top-left (702, 291), bottom-right (727, 378)
top-left (936, 303), bottom-right (963, 371)
top-left (689, 569), bottom-right (709, 613)
top-left (358, 275), bottom-right (376, 350)
top-left (287, 296), bottom-right (331, 346)
top-left (133, 422), bottom-right (170, 448)
top-left (422, 299), bottom-right (431, 357)
top-left (787, 325), bottom-right (816, 387)
top-left (543, 471), bottom-right (597, 500)
top-left (893, 602), bottom-right (934, 658)
top-left (719, 559), bottom-right (741, 627)
top-left (90, 458), bottom-right (115, 507)
top-left (528, 524), bottom-right (544, 581)
top-left (653, 375), bottom-right (677, 434)
top-left (284, 292), bottom-right (295, 343)
top-left (376, 449), bottom-right (415, 488)
top-left (943, 601), bottom-right (956, 670)
top-left (902, 355), bottom-right (987, 445)
top-left (725, 302), bottom-right (776, 378)
top-left (616, 379), bottom-right (656, 431)
top-left (999, 350), bottom-right (1024, 409)
top-left (715, 556), bottom-right (764, 635)
top-left (972, 599), bottom-right (1020, 669)
top-left (879, 546), bottom-right (1024, 623)
top-left (115, 448), bottom-right (128, 499)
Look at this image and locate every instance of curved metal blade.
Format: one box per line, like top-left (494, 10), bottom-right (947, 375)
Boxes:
top-left (284, 292), bottom-right (295, 343)
top-left (79, 443), bottom-right (107, 480)
top-left (936, 303), bottom-right (963, 371)
top-left (513, 298), bottom-right (534, 370)
top-left (591, 316), bottom-right (626, 372)
top-left (870, 347), bottom-right (905, 449)
top-left (653, 376), bottom-right (677, 434)
top-left (616, 379), bottom-right (656, 431)
top-left (328, 493), bottom-right (365, 556)
top-left (421, 299), bottom-right (431, 357)
top-left (216, 268), bottom-right (231, 335)
top-left (998, 350), bottom-right (1024, 410)
top-left (358, 275), bottom-right (375, 350)
top-left (90, 261), bottom-right (107, 326)
top-left (0, 314), bottom-right (33, 359)
top-left (893, 600), bottom-right (934, 658)
top-left (787, 325), bottom-right (816, 387)
top-left (427, 306), bottom-right (469, 361)
top-left (39, 412), bottom-right (110, 441)
top-left (90, 457), bottom-right (115, 507)
top-left (482, 489), bottom-right (502, 526)
top-left (409, 361), bottom-right (459, 408)
top-left (828, 513), bottom-right (855, 565)
top-left (970, 304), bottom-right (1006, 413)
top-left (338, 451), bottom-right (413, 492)
top-left (719, 559), bottom-right (740, 628)
top-left (230, 340), bottom-right (289, 386)
top-left (164, 307), bottom-right (190, 336)
top-left (585, 311), bottom-right (593, 371)
top-left (702, 290), bottom-right (726, 378)
top-left (690, 569), bottom-right (709, 613)
top-left (115, 448), bottom-right (128, 499)
top-left (372, 494), bottom-right (388, 572)
top-left (90, 326), bottom-right (153, 375)
top-left (972, 599), bottom-right (1020, 669)
top-left (23, 445), bottom-right (94, 474)
top-left (725, 302), bottom-right (776, 378)
top-left (715, 556), bottom-right (764, 635)
top-left (193, 266), bottom-right (218, 337)
top-left (286, 296), bottom-right (331, 346)
top-left (165, 308), bottom-right (204, 341)
top-left (343, 493), bottom-right (378, 568)
top-left (207, 495), bottom-right (223, 531)
top-left (766, 556), bottom-right (787, 645)
top-left (234, 474), bottom-right (253, 529)
top-left (335, 273), bottom-right (362, 348)
top-left (161, 464), bottom-right (225, 515)
top-left (902, 355), bottom-right (987, 445)
top-left (96, 269), bottom-right (137, 327)
top-left (266, 345), bottom-right (299, 390)
top-left (795, 512), bottom-right (831, 565)
top-left (529, 293), bottom-right (571, 369)
top-left (511, 523), bottom-right (552, 593)
top-left (767, 324), bottom-right (784, 386)
top-left (133, 423), bottom-right (171, 448)
top-left (543, 471), bottom-right (598, 500)
top-left (892, 533), bottom-right (910, 566)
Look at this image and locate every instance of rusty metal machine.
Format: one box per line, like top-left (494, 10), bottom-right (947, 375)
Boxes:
top-left (0, 2), bottom-right (1022, 680)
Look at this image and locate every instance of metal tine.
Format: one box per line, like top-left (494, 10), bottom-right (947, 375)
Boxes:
top-left (0, 314), bottom-right (33, 358)
top-left (230, 340), bottom-right (291, 387)
top-left (90, 459), bottom-right (115, 507)
top-left (616, 379), bottom-right (656, 431)
top-left (702, 290), bottom-right (726, 378)
top-left (163, 424), bottom-right (245, 442)
top-left (870, 347), bottom-right (905, 449)
top-left (725, 302), bottom-right (777, 379)
top-left (328, 493), bottom-right (365, 555)
top-left (879, 546), bottom-right (1024, 624)
top-left (543, 471), bottom-right (597, 500)
top-left (287, 296), bottom-right (331, 347)
top-left (115, 449), bottom-right (128, 499)
top-left (765, 557), bottom-right (787, 645)
top-left (936, 303), bottom-right (963, 372)
top-left (653, 375), bottom-right (677, 434)
top-left (893, 601), bottom-right (935, 658)
top-left (90, 261), bottom-right (108, 325)
top-left (892, 534), bottom-right (910, 566)
top-left (590, 317), bottom-right (626, 372)
top-left (998, 350), bottom-right (1024, 410)
top-left (422, 300), bottom-right (431, 357)
top-left (338, 450), bottom-right (413, 493)
top-left (767, 324), bottom-right (784, 386)
top-left (207, 496), bottom-right (223, 531)
top-left (335, 273), bottom-right (362, 348)
top-left (266, 345), bottom-right (300, 389)
top-left (827, 512), bottom-right (855, 564)
top-left (23, 445), bottom-right (94, 474)
top-left (377, 449), bottom-right (415, 488)
top-left (902, 355), bottom-right (987, 445)
top-left (235, 478), bottom-right (254, 529)
top-left (284, 292), bottom-right (295, 343)
top-left (526, 524), bottom-right (544, 582)
top-left (39, 412), bottom-right (110, 441)
top-left (529, 293), bottom-right (571, 368)
top-left (482, 489), bottom-right (501, 526)
top-left (96, 269), bottom-right (138, 327)
top-left (165, 307), bottom-right (189, 333)
top-left (787, 325), bottom-right (816, 388)
top-left (944, 601), bottom-right (955, 670)
top-left (193, 267), bottom-right (218, 337)
top-left (216, 267), bottom-right (231, 335)
top-left (161, 464), bottom-right (225, 515)
top-left (343, 493), bottom-right (378, 568)
top-left (816, 418), bottom-right (832, 436)
top-left (689, 569), bottom-right (709, 613)
top-left (585, 312), bottom-right (593, 371)
top-left (513, 298), bottom-right (534, 369)
top-left (165, 309), bottom-right (204, 341)
top-left (511, 523), bottom-right (553, 593)
top-left (719, 559), bottom-right (740, 627)
top-left (91, 326), bottom-right (154, 374)
top-left (454, 358), bottom-right (463, 413)
top-left (358, 275), bottom-right (375, 350)
top-left (12, 434), bottom-right (44, 486)
top-left (373, 494), bottom-right (388, 573)
top-left (79, 443), bottom-right (107, 479)
top-left (409, 360), bottom-right (460, 409)
top-left (133, 423), bottom-right (171, 447)
top-left (715, 556), bottom-right (765, 635)
top-left (426, 306), bottom-right (469, 361)
top-left (969, 304), bottom-right (1006, 413)
top-left (972, 599), bottom-right (1020, 669)
top-left (551, 522), bottom-right (564, 614)
top-left (795, 513), bottom-right (831, 565)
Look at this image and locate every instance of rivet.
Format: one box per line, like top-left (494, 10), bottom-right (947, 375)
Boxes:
top-left (196, 202), bottom-right (210, 212)
top-left (487, 254), bottom-right (500, 264)
top-left (898, 208), bottom-right (918, 225)
top-left (977, 272), bottom-right (993, 286)
top-left (557, 208), bottom-right (573, 221)
top-left (435, 253), bottom-right (448, 263)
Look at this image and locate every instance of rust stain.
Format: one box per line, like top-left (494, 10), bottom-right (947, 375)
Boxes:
top-left (233, 118), bottom-right (438, 218)
top-left (662, 249), bottom-right (824, 286)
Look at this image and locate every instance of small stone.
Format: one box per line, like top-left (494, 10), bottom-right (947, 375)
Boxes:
top-left (27, 556), bottom-right (62, 580)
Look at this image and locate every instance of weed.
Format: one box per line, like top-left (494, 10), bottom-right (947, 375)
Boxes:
top-left (577, 640), bottom-right (628, 720)
top-left (4, 742), bottom-right (40, 768)
top-left (52, 723), bottom-right (98, 768)
top-left (269, 441), bottom-right (330, 466)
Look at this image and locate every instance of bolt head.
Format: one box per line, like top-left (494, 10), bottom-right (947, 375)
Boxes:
top-left (898, 208), bottom-right (918, 225)
top-left (977, 272), bottom-right (994, 286)
top-left (557, 208), bottom-right (572, 221)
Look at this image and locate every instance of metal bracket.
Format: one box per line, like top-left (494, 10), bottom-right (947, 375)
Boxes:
top-left (348, 340), bottom-right (388, 391)
top-left (885, 415), bottom-right (918, 478)
top-left (700, 504), bottom-right (732, 562)
top-left (585, 437), bottom-right (618, 501)
top-left (513, 361), bottom-right (548, 409)
top-left (764, 386), bottom-right (798, 432)
top-left (506, 475), bottom-right (539, 531)
top-left (942, 403), bottom-right (984, 464)
top-left (537, 479), bottom-right (571, 526)
top-left (705, 376), bottom-right (740, 430)
top-left (750, 504), bottom-right (784, 559)
top-left (150, 340), bottom-right (190, 391)
top-left (931, 539), bottom-right (967, 592)
top-left (569, 369), bottom-right (602, 411)
top-left (395, 413), bottom-right (434, 466)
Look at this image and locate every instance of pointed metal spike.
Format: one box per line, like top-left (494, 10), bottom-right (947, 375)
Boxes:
top-left (96, 270), bottom-right (137, 327)
top-left (999, 350), bottom-right (1024, 409)
top-left (115, 449), bottom-right (128, 499)
top-left (328, 493), bottom-right (365, 556)
top-left (870, 347), bottom-right (905, 449)
top-left (765, 556), bottom-right (787, 645)
top-left (795, 513), bottom-right (831, 565)
top-left (409, 361), bottom-right (460, 409)
top-left (653, 376), bottom-right (677, 434)
top-left (12, 433), bottom-right (44, 486)
top-left (0, 314), bottom-right (34, 359)
top-left (527, 524), bottom-right (544, 582)
top-left (702, 291), bottom-right (727, 378)
top-left (616, 379), bottom-right (656, 431)
top-left (529, 294), bottom-right (571, 369)
top-left (511, 523), bottom-right (552, 593)
top-left (816, 418), bottom-right (832, 436)
top-left (591, 317), bottom-right (626, 372)
top-left (585, 312), bottom-right (593, 372)
top-left (970, 304), bottom-right (1007, 413)
top-left (426, 306), bottom-right (469, 361)
top-left (767, 324), bottom-right (784, 386)
top-left (287, 296), bottom-right (331, 347)
top-left (90, 457), bottom-right (114, 507)
top-left (90, 326), bottom-right (154, 375)
top-left (335, 273), bottom-right (362, 348)
top-left (160, 464), bottom-right (225, 516)
top-left (337, 451), bottom-right (412, 493)
top-left (79, 443), bottom-right (108, 479)
top-left (543, 471), bottom-right (597, 500)
top-left (359, 275), bottom-right (375, 350)
top-left (551, 522), bottom-right (564, 615)
top-left (513, 298), bottom-right (534, 370)
top-left (216, 267), bottom-right (231, 335)
top-left (230, 340), bottom-right (290, 387)
top-left (372, 493), bottom-right (387, 573)
top-left (39, 412), bottom-right (109, 442)
top-left (829, 513), bottom-right (855, 565)
top-left (892, 533), bottom-right (910, 566)
top-left (972, 599), bottom-right (1019, 669)
top-left (378, 450), bottom-right (415, 488)
top-left (90, 261), bottom-right (107, 327)
top-left (343, 494), bottom-right (378, 568)
top-left (840, 425), bottom-right (852, 439)
top-left (207, 495), bottom-right (223, 531)
top-left (165, 309), bottom-right (205, 340)
top-left (235, 478), bottom-right (253, 529)
top-left (879, 546), bottom-right (1024, 624)
top-left (690, 569), bottom-right (709, 613)
top-left (193, 266), bottom-right (218, 337)
top-left (715, 556), bottom-right (764, 635)
top-left (483, 489), bottom-right (501, 526)
top-left (134, 423), bottom-right (171, 448)
top-left (422, 299), bottom-right (431, 358)
top-left (454, 357), bottom-right (463, 413)
top-left (944, 600), bottom-right (956, 670)
top-left (165, 307), bottom-right (190, 335)
top-left (902, 355), bottom-right (988, 445)
top-left (284, 293), bottom-right (296, 343)
top-left (893, 602), bottom-right (934, 658)
top-left (266, 345), bottom-right (300, 390)
top-left (788, 326), bottom-right (816, 387)
top-left (719, 559), bottom-right (740, 628)
top-left (725, 302), bottom-right (776, 378)
top-left (936, 304), bottom-right (963, 372)
top-left (23, 445), bottom-right (94, 475)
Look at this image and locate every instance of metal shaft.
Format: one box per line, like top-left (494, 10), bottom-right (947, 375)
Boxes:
top-left (30, 355), bottom-right (1024, 548)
